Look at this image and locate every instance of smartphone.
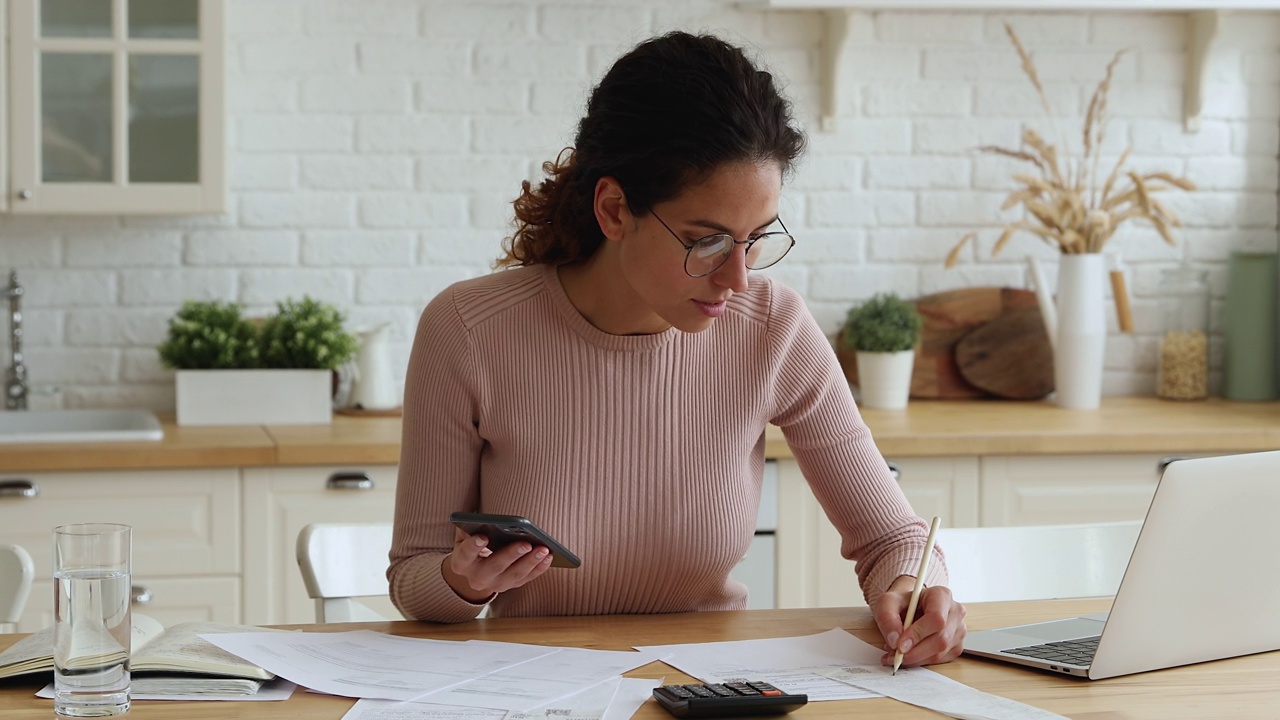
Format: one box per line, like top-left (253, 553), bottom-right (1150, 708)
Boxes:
top-left (449, 512), bottom-right (582, 569)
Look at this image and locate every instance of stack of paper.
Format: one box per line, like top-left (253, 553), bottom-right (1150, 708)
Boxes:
top-left (201, 630), bottom-right (664, 720)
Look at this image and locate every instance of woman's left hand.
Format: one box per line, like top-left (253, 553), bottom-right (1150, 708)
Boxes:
top-left (871, 576), bottom-right (967, 668)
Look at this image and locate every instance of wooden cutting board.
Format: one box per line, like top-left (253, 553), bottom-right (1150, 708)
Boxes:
top-left (955, 305), bottom-right (1055, 399)
top-left (837, 287), bottom-right (1044, 399)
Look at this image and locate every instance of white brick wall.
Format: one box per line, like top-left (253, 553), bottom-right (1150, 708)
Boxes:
top-left (1, 0), bottom-right (1277, 410)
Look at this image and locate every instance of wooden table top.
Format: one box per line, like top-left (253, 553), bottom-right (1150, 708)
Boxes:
top-left (2, 599), bottom-right (1277, 719)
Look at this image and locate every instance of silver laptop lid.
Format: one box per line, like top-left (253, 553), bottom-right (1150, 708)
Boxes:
top-left (1089, 450), bottom-right (1280, 679)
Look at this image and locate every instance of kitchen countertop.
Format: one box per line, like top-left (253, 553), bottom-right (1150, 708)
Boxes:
top-left (1, 397), bottom-right (1277, 472)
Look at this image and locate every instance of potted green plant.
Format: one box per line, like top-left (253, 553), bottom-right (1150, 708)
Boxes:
top-left (839, 293), bottom-right (922, 409)
top-left (159, 297), bottom-right (358, 426)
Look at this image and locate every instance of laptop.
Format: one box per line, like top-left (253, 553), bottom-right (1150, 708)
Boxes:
top-left (963, 450), bottom-right (1280, 680)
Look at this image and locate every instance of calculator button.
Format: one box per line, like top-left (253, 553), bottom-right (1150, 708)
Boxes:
top-left (685, 685), bottom-right (714, 697)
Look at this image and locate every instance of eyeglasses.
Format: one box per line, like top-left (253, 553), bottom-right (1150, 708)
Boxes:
top-left (651, 210), bottom-right (795, 279)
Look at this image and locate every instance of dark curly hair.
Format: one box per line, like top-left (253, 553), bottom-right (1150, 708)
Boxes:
top-left (497, 31), bottom-right (807, 268)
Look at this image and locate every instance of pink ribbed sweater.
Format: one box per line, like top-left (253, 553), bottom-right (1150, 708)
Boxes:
top-left (389, 264), bottom-right (947, 623)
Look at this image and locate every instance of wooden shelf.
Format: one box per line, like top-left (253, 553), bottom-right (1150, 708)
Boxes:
top-left (739, 4), bottom-right (1274, 132)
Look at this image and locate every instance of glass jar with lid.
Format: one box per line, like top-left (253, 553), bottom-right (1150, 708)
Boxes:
top-left (1156, 266), bottom-right (1210, 400)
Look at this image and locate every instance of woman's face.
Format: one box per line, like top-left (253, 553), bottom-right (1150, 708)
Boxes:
top-left (616, 161), bottom-right (783, 334)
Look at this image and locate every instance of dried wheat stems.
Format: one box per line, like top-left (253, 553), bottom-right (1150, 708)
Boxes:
top-left (946, 24), bottom-right (1196, 268)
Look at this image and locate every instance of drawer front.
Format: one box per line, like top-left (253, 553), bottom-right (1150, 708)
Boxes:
top-left (18, 576), bottom-right (242, 633)
top-left (979, 454), bottom-right (1192, 526)
top-left (0, 469), bottom-right (241, 578)
top-left (242, 465), bottom-right (399, 625)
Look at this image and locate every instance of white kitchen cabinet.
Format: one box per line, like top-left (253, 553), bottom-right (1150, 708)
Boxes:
top-left (241, 465), bottom-right (401, 625)
top-left (6, 0), bottom-right (225, 214)
top-left (0, 467), bottom-right (240, 631)
top-left (771, 452), bottom-right (1216, 609)
top-left (775, 456), bottom-right (980, 609)
top-left (979, 454), bottom-right (1189, 526)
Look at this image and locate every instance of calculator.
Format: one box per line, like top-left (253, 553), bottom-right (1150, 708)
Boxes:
top-left (651, 681), bottom-right (809, 718)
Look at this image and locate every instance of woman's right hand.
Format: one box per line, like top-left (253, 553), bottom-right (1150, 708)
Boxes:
top-left (442, 529), bottom-right (554, 603)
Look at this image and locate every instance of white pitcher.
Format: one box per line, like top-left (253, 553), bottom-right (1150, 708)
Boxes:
top-left (349, 322), bottom-right (398, 410)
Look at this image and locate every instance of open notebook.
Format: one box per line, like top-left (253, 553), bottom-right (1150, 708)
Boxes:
top-left (0, 613), bottom-right (276, 695)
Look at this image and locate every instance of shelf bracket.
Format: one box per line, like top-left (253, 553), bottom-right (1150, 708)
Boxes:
top-left (1184, 10), bottom-right (1221, 133)
top-left (818, 8), bottom-right (858, 132)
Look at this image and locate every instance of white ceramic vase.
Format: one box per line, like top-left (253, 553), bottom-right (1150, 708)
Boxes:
top-left (1053, 254), bottom-right (1107, 409)
top-left (855, 350), bottom-right (915, 410)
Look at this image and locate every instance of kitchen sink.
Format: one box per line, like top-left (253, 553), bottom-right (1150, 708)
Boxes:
top-left (0, 409), bottom-right (164, 444)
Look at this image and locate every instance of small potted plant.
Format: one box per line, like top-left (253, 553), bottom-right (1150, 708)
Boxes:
top-left (258, 297), bottom-right (359, 371)
top-left (839, 293), bottom-right (922, 410)
top-left (159, 297), bottom-right (358, 426)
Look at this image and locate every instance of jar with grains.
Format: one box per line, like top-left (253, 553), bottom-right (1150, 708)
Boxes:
top-left (1156, 266), bottom-right (1210, 400)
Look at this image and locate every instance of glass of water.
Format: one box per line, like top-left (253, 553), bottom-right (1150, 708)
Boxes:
top-left (52, 523), bottom-right (132, 718)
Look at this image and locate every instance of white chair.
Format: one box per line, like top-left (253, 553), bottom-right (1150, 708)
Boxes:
top-left (1, 544), bottom-right (35, 633)
top-left (937, 521), bottom-right (1142, 604)
top-left (296, 523), bottom-right (394, 623)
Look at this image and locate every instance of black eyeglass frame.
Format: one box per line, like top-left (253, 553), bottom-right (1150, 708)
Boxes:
top-left (650, 210), bottom-right (795, 279)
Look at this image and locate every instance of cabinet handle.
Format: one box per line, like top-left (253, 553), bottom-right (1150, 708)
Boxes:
top-left (886, 462), bottom-right (901, 481)
top-left (131, 585), bottom-right (153, 605)
top-left (1157, 457), bottom-right (1190, 476)
top-left (16, 189), bottom-right (31, 200)
top-left (0, 479), bottom-right (38, 498)
top-left (326, 471), bottom-right (374, 490)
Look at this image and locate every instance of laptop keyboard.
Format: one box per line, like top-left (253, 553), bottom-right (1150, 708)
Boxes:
top-left (1003, 636), bottom-right (1101, 667)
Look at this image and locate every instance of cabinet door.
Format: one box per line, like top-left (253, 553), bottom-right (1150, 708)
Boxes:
top-left (8, 0), bottom-right (225, 213)
top-left (242, 466), bottom-right (400, 625)
top-left (0, 467), bottom-right (240, 630)
top-left (979, 454), bottom-right (1194, 526)
top-left (775, 456), bottom-right (980, 609)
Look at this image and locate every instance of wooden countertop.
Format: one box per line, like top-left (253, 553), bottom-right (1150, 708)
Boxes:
top-left (860, 396), bottom-right (1280, 457)
top-left (2, 397), bottom-right (1278, 472)
top-left (4, 598), bottom-right (1280, 719)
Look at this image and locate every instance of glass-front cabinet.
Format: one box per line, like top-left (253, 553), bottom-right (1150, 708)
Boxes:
top-left (8, 0), bottom-right (224, 214)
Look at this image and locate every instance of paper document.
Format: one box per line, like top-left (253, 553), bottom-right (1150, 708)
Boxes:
top-left (201, 630), bottom-right (557, 701)
top-left (635, 628), bottom-right (881, 701)
top-left (820, 666), bottom-right (1069, 720)
top-left (419, 644), bottom-right (664, 711)
top-left (340, 677), bottom-right (662, 720)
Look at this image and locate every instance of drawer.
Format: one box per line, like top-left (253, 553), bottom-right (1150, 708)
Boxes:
top-left (18, 575), bottom-right (242, 633)
top-left (0, 468), bottom-right (241, 578)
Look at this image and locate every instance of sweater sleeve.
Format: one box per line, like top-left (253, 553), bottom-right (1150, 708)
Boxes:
top-left (387, 285), bottom-right (492, 623)
top-left (765, 283), bottom-right (948, 605)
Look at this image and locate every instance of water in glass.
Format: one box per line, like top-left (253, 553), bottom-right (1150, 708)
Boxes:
top-left (53, 568), bottom-right (131, 717)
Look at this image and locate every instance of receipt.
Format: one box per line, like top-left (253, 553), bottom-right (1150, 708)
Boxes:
top-left (819, 665), bottom-right (1069, 720)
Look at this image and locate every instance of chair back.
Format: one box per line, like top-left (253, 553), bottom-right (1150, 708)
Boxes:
top-left (0, 544), bottom-right (35, 633)
top-left (937, 521), bottom-right (1142, 603)
top-left (296, 523), bottom-right (394, 623)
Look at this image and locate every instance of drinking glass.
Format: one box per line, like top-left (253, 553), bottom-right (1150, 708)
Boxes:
top-left (52, 523), bottom-right (132, 717)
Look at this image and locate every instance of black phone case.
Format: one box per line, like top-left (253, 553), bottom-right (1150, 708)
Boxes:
top-left (449, 512), bottom-right (582, 568)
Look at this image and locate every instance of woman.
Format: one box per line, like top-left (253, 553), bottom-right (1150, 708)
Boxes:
top-left (389, 31), bottom-right (965, 669)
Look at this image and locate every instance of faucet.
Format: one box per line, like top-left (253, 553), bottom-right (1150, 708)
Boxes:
top-left (3, 270), bottom-right (26, 410)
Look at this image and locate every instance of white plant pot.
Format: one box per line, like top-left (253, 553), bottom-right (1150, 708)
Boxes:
top-left (176, 370), bottom-right (333, 426)
top-left (855, 350), bottom-right (915, 410)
